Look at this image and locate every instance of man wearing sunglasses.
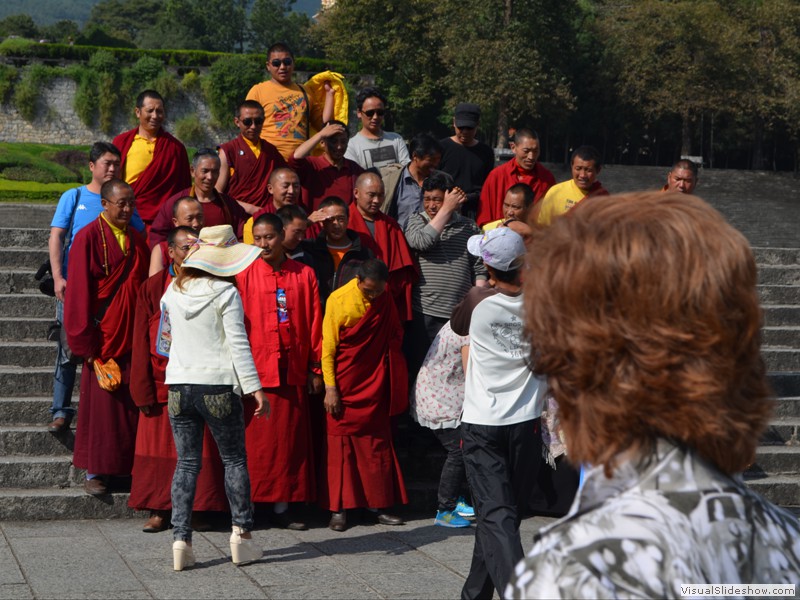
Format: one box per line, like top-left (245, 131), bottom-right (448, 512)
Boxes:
top-left (345, 87), bottom-right (410, 170)
top-left (438, 103), bottom-right (495, 220)
top-left (217, 100), bottom-right (287, 212)
top-left (247, 43), bottom-right (334, 161)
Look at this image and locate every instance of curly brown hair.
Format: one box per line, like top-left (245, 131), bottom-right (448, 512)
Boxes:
top-left (524, 191), bottom-right (772, 476)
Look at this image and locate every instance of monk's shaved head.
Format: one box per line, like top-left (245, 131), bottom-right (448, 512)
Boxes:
top-left (100, 179), bottom-right (133, 202)
top-left (355, 171), bottom-right (384, 191)
top-left (172, 196), bottom-right (201, 218)
top-left (269, 167), bottom-right (299, 186)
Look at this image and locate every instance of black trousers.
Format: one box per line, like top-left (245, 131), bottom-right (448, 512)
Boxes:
top-left (460, 418), bottom-right (542, 600)
top-left (433, 426), bottom-right (467, 511)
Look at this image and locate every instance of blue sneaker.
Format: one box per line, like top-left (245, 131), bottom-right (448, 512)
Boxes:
top-left (455, 497), bottom-right (475, 519)
top-left (434, 510), bottom-right (471, 528)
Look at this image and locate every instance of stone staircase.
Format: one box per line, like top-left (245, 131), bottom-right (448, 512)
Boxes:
top-left (0, 201), bottom-right (799, 520)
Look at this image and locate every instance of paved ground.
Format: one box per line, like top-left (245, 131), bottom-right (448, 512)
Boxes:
top-left (0, 513), bottom-right (556, 599)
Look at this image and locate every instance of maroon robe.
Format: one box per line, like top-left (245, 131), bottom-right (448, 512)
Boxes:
top-left (347, 207), bottom-right (418, 322)
top-left (289, 155), bottom-right (364, 213)
top-left (477, 160), bottom-right (556, 226)
top-left (65, 217), bottom-right (149, 475)
top-left (320, 290), bottom-right (409, 511)
top-left (148, 187), bottom-right (249, 247)
top-left (219, 135), bottom-right (286, 207)
top-left (127, 269), bottom-right (228, 511)
top-left (113, 128), bottom-right (191, 224)
top-left (237, 259), bottom-right (323, 502)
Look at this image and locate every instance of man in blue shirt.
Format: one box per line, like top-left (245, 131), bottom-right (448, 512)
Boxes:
top-left (47, 141), bottom-right (145, 433)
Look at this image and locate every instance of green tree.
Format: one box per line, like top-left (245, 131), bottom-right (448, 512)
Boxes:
top-left (86, 0), bottom-right (165, 45)
top-left (0, 14), bottom-right (39, 39)
top-left (202, 54), bottom-right (263, 124)
top-left (249, 0), bottom-right (314, 55)
top-left (38, 20), bottom-right (80, 44)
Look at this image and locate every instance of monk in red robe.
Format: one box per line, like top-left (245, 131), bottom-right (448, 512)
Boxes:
top-left (148, 149), bottom-right (250, 246)
top-left (242, 167), bottom-right (302, 244)
top-left (217, 100), bottom-right (287, 212)
top-left (113, 90), bottom-right (191, 226)
top-left (320, 259), bottom-right (408, 532)
top-left (129, 226), bottom-right (228, 532)
top-left (347, 172), bottom-right (417, 322)
top-left (65, 180), bottom-right (150, 496)
top-left (236, 213), bottom-right (323, 530)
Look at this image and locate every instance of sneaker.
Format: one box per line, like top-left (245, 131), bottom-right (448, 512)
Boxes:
top-left (455, 497), bottom-right (475, 519)
top-left (434, 510), bottom-right (471, 528)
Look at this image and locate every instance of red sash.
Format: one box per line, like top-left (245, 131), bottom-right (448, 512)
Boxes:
top-left (328, 292), bottom-right (407, 436)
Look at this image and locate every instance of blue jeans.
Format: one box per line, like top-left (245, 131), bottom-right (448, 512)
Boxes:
top-left (168, 384), bottom-right (254, 543)
top-left (50, 300), bottom-right (77, 421)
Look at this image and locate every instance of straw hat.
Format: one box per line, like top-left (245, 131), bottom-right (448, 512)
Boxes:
top-left (181, 225), bottom-right (261, 277)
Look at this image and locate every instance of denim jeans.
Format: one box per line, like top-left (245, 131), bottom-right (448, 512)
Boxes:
top-left (50, 300), bottom-right (77, 420)
top-left (168, 384), bottom-right (254, 542)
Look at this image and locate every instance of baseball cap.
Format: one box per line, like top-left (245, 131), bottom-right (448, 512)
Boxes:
top-left (467, 227), bottom-right (526, 271)
top-left (454, 103), bottom-right (480, 128)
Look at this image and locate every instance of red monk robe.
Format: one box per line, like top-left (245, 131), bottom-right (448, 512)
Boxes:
top-left (237, 258), bottom-right (323, 503)
top-left (148, 188), bottom-right (249, 247)
top-left (219, 135), bottom-right (286, 207)
top-left (347, 207), bottom-right (418, 322)
top-left (289, 155), bottom-right (364, 213)
top-left (65, 217), bottom-right (149, 476)
top-left (128, 267), bottom-right (228, 512)
top-left (113, 128), bottom-right (191, 224)
top-left (320, 289), bottom-right (409, 512)
top-left (477, 159), bottom-right (555, 227)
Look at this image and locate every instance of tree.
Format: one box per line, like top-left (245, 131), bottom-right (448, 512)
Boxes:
top-left (86, 0), bottom-right (165, 45)
top-left (0, 14), bottom-right (39, 39)
top-left (38, 20), bottom-right (81, 44)
top-left (249, 0), bottom-right (314, 55)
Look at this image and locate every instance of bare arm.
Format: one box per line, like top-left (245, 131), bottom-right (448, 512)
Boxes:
top-left (427, 187), bottom-right (467, 235)
top-left (461, 345), bottom-right (469, 375)
top-left (216, 147), bottom-right (231, 194)
top-left (48, 227), bottom-right (67, 301)
top-left (321, 82), bottom-right (335, 125)
top-left (149, 244), bottom-right (165, 277)
top-left (293, 122), bottom-right (346, 160)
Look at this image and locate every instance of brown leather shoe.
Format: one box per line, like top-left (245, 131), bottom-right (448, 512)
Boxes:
top-left (329, 511), bottom-right (347, 532)
top-left (142, 511), bottom-right (169, 533)
top-left (270, 511), bottom-right (308, 531)
top-left (84, 477), bottom-right (107, 496)
top-left (364, 510), bottom-right (404, 526)
top-left (48, 417), bottom-right (68, 433)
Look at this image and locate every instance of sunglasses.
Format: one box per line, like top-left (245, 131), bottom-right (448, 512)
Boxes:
top-left (241, 117), bottom-right (265, 127)
top-left (270, 58), bottom-right (294, 68)
top-left (363, 109), bottom-right (386, 118)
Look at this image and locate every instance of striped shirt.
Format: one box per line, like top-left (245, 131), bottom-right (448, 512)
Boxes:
top-left (404, 211), bottom-right (487, 318)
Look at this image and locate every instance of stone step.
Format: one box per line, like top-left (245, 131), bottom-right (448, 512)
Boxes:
top-left (0, 317), bottom-right (53, 342)
top-left (0, 425), bottom-right (74, 456)
top-left (0, 205), bottom-right (55, 229)
top-left (769, 372), bottom-right (800, 397)
top-left (758, 265), bottom-right (800, 286)
top-left (763, 326), bottom-right (800, 348)
top-left (0, 294), bottom-right (55, 318)
top-left (0, 269), bottom-right (40, 294)
top-left (764, 306), bottom-right (800, 327)
top-left (772, 397), bottom-right (800, 418)
top-left (0, 366), bottom-right (58, 397)
top-left (0, 341), bottom-right (57, 367)
top-left (0, 248), bottom-right (49, 270)
top-left (0, 228), bottom-right (49, 249)
top-left (0, 396), bottom-right (76, 425)
top-left (753, 247), bottom-right (800, 266)
top-left (761, 417), bottom-right (800, 445)
top-left (0, 456), bottom-right (82, 488)
top-left (744, 475), bottom-right (800, 507)
top-left (758, 285), bottom-right (800, 305)
top-left (0, 488), bottom-right (137, 521)
top-left (747, 445), bottom-right (800, 476)
top-left (763, 348), bottom-right (800, 371)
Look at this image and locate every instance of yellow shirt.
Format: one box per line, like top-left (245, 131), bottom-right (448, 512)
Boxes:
top-left (482, 219), bottom-right (502, 232)
top-left (124, 135), bottom-right (156, 184)
top-left (321, 278), bottom-right (371, 387)
top-left (242, 216), bottom-right (255, 244)
top-left (536, 179), bottom-right (589, 226)
top-left (100, 213), bottom-right (127, 253)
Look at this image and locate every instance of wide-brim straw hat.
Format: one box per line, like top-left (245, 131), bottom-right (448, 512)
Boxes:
top-left (181, 224), bottom-right (261, 277)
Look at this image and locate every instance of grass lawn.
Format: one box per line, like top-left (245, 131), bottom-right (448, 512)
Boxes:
top-left (0, 178), bottom-right (78, 202)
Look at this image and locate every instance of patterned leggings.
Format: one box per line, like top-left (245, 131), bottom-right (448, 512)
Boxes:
top-left (168, 384), bottom-right (254, 542)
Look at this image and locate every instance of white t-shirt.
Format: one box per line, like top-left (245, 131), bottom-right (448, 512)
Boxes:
top-left (460, 291), bottom-right (546, 426)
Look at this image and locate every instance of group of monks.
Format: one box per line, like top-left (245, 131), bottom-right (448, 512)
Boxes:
top-left (55, 39), bottom-right (702, 537)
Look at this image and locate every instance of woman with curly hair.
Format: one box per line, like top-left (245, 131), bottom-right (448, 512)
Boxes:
top-left (507, 191), bottom-right (800, 599)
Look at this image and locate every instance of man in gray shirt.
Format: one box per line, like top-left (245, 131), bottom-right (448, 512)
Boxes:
top-left (344, 87), bottom-right (410, 169)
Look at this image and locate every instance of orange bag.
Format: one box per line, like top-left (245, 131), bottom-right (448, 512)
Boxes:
top-left (93, 358), bottom-right (122, 392)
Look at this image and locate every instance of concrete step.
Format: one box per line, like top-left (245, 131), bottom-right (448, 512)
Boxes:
top-left (753, 247), bottom-right (800, 266)
top-left (0, 396), bottom-right (78, 425)
top-left (0, 366), bottom-right (58, 397)
top-left (763, 348), bottom-right (800, 371)
top-left (773, 397), bottom-right (800, 418)
top-left (758, 265), bottom-right (800, 286)
top-left (0, 341), bottom-right (57, 367)
top-left (761, 417), bottom-right (800, 445)
top-left (769, 372), bottom-right (800, 397)
top-left (763, 326), bottom-right (800, 348)
top-left (0, 205), bottom-right (55, 229)
top-left (764, 306), bottom-right (800, 327)
top-left (759, 285), bottom-right (800, 305)
top-left (0, 425), bottom-right (74, 456)
top-left (0, 269), bottom-right (40, 294)
top-left (0, 248), bottom-right (49, 269)
top-left (748, 445), bottom-right (800, 476)
top-left (0, 228), bottom-right (49, 249)
top-left (0, 317), bottom-right (53, 342)
top-left (0, 294), bottom-right (55, 318)
top-left (0, 456), bottom-right (82, 488)
top-left (0, 488), bottom-right (137, 521)
top-left (744, 475), bottom-right (800, 507)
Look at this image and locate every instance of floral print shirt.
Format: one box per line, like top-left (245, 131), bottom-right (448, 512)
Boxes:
top-left (507, 439), bottom-right (800, 599)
